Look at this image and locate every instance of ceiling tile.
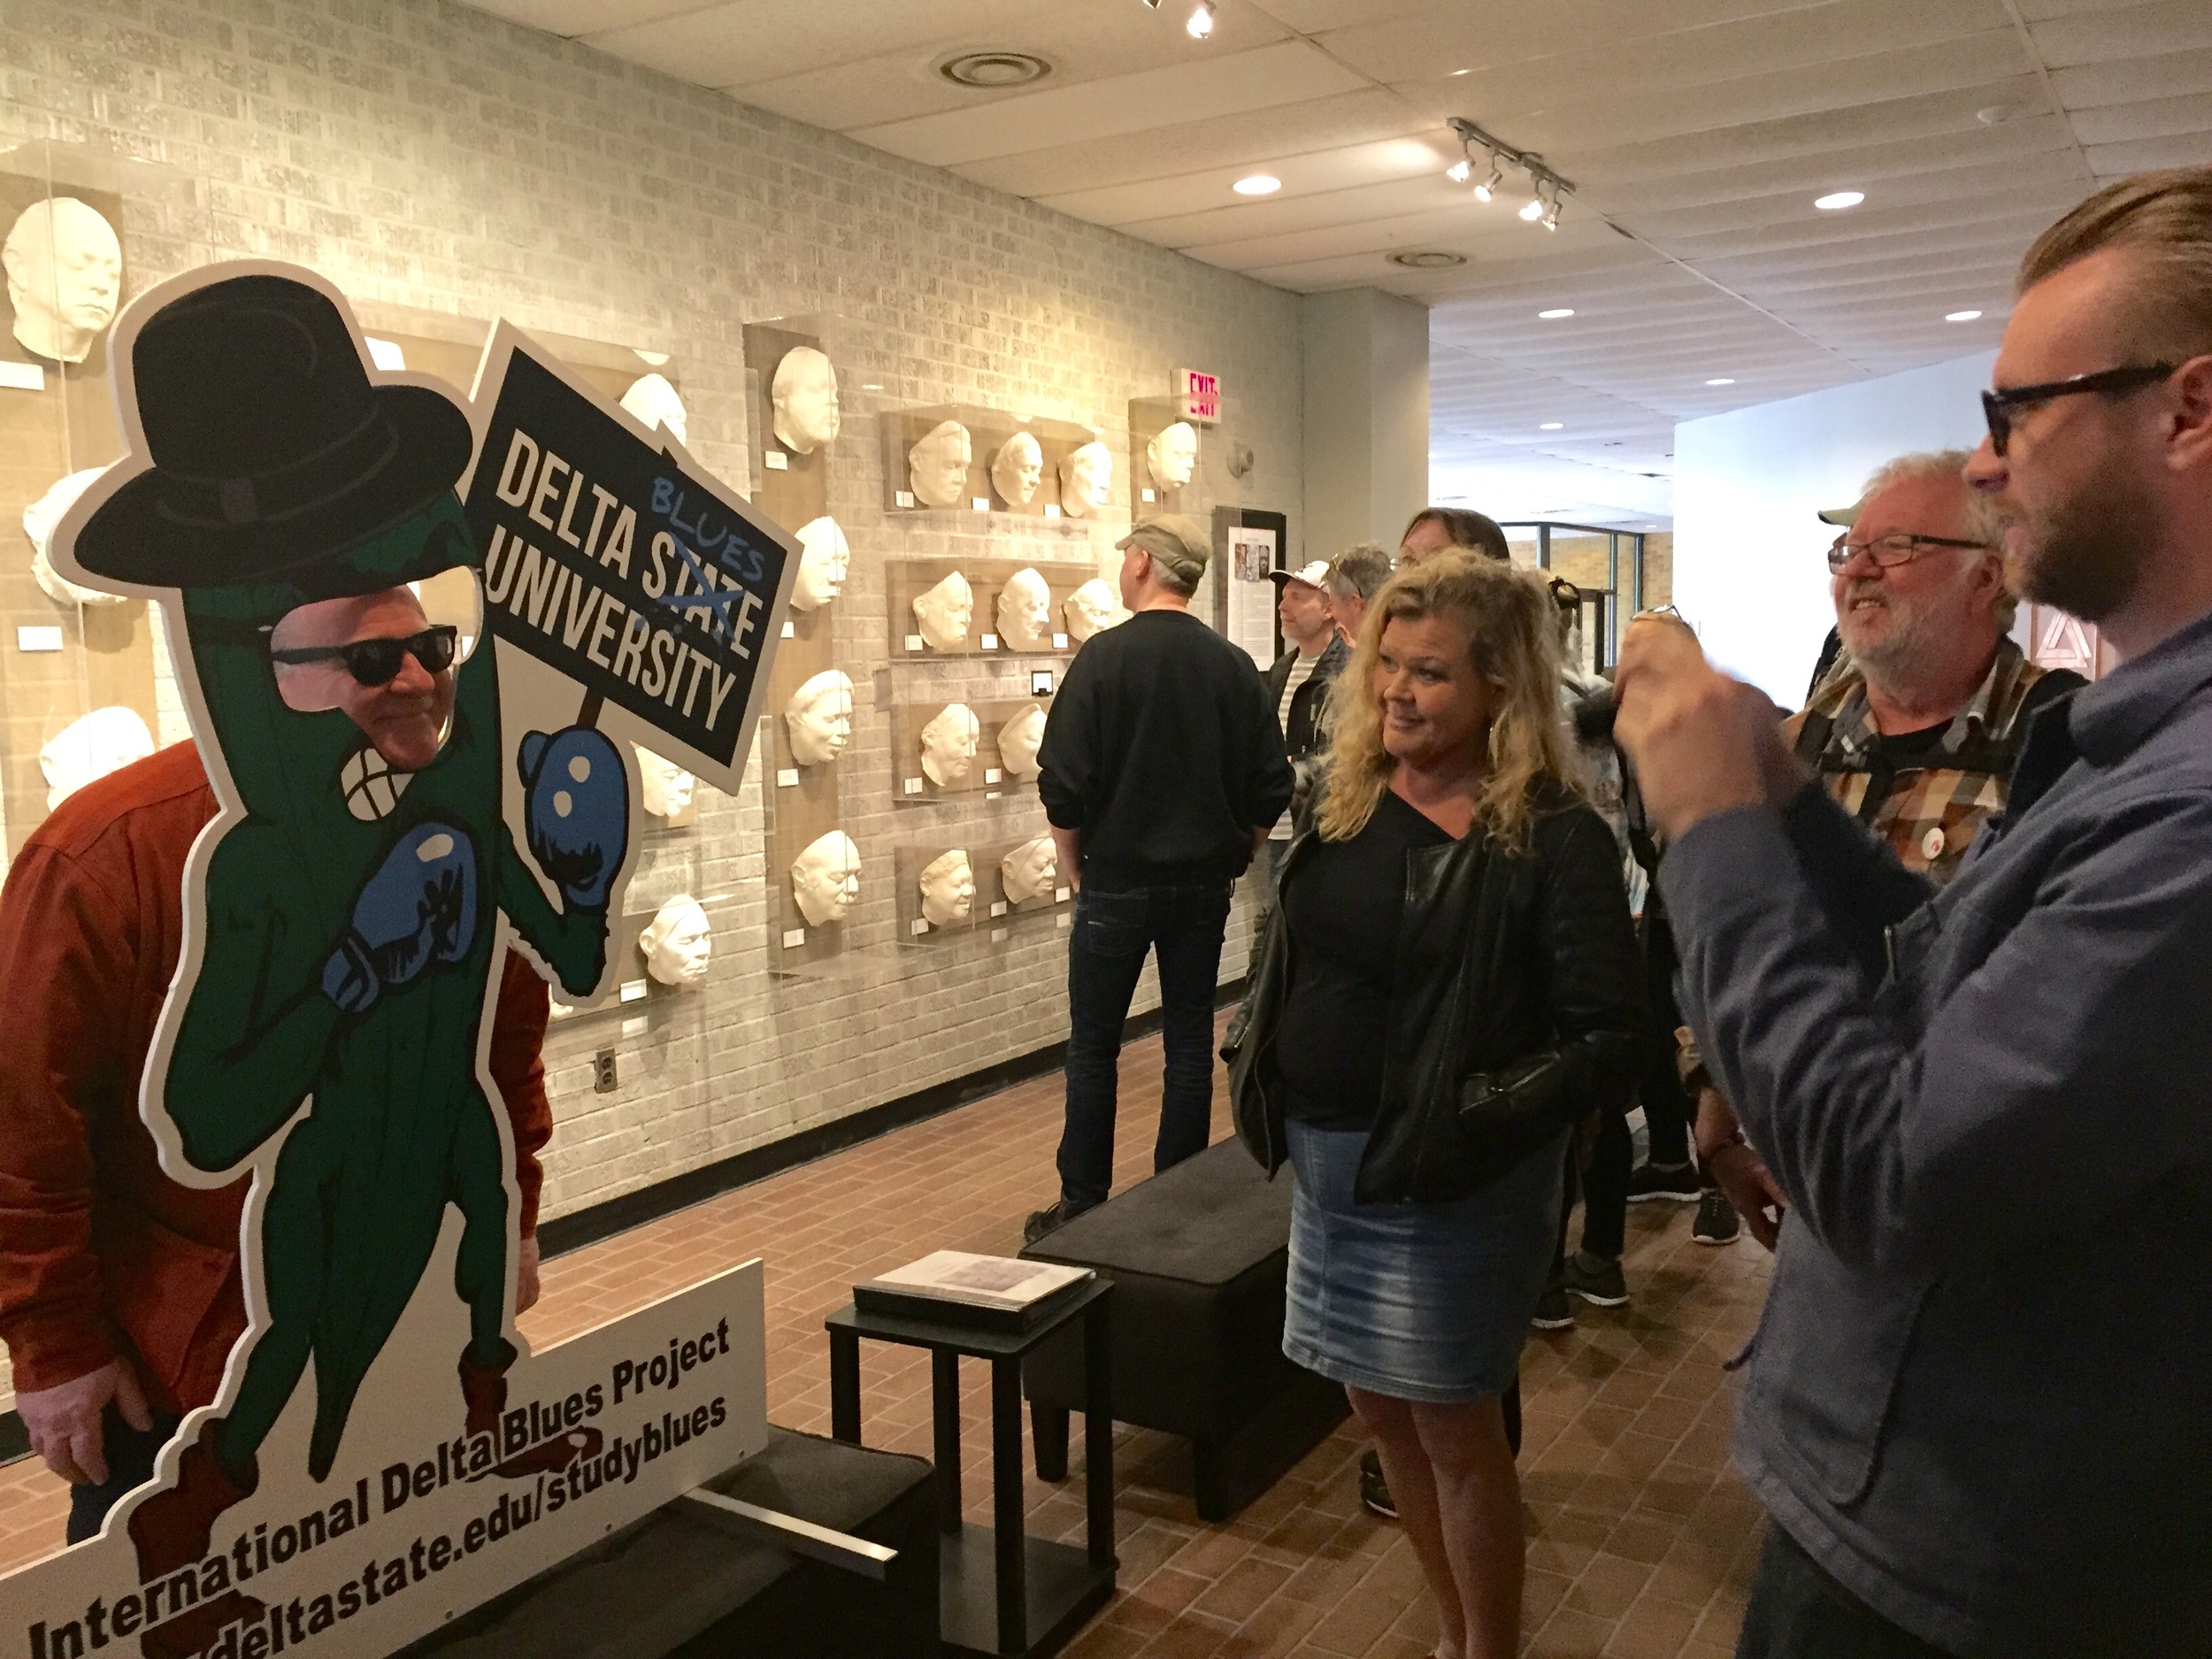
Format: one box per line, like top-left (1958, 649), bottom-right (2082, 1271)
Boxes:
top-left (2025, 0), bottom-right (2212, 67)
top-left (464, 0), bottom-right (704, 38)
top-left (849, 38), bottom-right (1363, 167)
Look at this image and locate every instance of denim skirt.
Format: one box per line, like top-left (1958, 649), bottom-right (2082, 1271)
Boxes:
top-left (1282, 1118), bottom-right (1565, 1403)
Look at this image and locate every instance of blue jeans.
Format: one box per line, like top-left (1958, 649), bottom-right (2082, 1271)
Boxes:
top-left (66, 1405), bottom-right (181, 1543)
top-left (1056, 879), bottom-right (1233, 1210)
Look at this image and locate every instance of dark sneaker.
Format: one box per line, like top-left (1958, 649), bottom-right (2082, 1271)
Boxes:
top-left (1023, 1199), bottom-right (1094, 1245)
top-left (1530, 1283), bottom-right (1575, 1330)
top-left (1694, 1188), bottom-right (1741, 1245)
top-left (1357, 1448), bottom-right (1397, 1519)
top-left (1624, 1161), bottom-right (1701, 1203)
top-left (1562, 1252), bottom-right (1629, 1307)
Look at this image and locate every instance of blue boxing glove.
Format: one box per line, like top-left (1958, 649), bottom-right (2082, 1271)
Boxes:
top-left (321, 822), bottom-right (480, 1014)
top-left (517, 726), bottom-right (628, 910)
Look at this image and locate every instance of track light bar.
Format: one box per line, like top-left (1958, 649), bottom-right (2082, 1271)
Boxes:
top-left (1446, 116), bottom-right (1574, 231)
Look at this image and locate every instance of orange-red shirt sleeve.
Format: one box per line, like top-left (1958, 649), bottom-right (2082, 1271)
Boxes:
top-left (0, 843), bottom-right (136, 1394)
top-left (489, 949), bottom-right (553, 1238)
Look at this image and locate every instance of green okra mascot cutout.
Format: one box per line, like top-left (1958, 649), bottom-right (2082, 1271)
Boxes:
top-left (39, 260), bottom-right (791, 1618)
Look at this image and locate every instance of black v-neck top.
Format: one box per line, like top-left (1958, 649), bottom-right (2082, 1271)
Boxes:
top-left (1277, 789), bottom-right (1456, 1131)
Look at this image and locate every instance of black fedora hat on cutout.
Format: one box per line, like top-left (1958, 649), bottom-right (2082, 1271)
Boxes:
top-left (76, 273), bottom-right (472, 593)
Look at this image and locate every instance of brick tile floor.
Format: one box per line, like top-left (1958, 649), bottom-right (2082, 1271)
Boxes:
top-left (0, 1020), bottom-right (1773, 1656)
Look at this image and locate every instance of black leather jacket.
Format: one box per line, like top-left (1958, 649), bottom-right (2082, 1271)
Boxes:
top-left (1226, 781), bottom-right (1650, 1204)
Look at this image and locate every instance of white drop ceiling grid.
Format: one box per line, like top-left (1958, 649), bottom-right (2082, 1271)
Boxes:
top-left (465, 0), bottom-right (2212, 522)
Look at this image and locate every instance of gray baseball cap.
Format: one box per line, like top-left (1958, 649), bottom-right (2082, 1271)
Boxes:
top-left (1117, 515), bottom-right (1210, 587)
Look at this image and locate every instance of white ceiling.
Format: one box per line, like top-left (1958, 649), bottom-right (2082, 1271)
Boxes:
top-left (467, 0), bottom-right (2212, 525)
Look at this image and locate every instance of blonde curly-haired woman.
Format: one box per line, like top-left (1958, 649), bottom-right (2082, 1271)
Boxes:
top-left (1230, 553), bottom-right (1649, 1658)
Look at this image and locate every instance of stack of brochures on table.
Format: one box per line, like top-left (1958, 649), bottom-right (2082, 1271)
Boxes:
top-left (856, 1250), bottom-right (1095, 1333)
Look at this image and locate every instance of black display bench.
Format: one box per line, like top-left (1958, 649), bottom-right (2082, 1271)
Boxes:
top-left (1020, 1141), bottom-right (1349, 1521)
top-left (826, 1279), bottom-right (1116, 1658)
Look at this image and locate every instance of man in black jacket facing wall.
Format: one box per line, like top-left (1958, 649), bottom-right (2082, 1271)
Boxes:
top-left (1028, 517), bottom-right (1295, 1240)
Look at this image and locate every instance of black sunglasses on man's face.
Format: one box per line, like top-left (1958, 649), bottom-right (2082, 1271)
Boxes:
top-left (268, 625), bottom-right (460, 687)
top-left (1979, 363), bottom-right (2176, 457)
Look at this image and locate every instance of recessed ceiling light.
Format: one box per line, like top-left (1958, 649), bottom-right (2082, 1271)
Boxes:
top-left (1947, 309), bottom-right (1983, 322)
top-left (1233, 173), bottom-right (1280, 196)
top-left (1538, 307), bottom-right (1574, 319)
top-left (1814, 189), bottom-right (1865, 211)
top-left (1540, 422), bottom-right (1563, 430)
top-left (938, 50), bottom-right (1053, 88)
top-left (1450, 68), bottom-right (1471, 76)
top-left (1186, 1), bottom-right (1215, 39)
top-left (1388, 250), bottom-right (1467, 269)
top-left (1706, 377), bottom-right (1735, 386)
top-left (1977, 103), bottom-right (2017, 125)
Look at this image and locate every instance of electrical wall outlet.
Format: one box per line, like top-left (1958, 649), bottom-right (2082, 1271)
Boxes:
top-left (594, 1050), bottom-right (618, 1093)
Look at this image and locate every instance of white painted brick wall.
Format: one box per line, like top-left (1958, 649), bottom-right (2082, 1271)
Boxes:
top-left (0, 0), bottom-right (1301, 1225)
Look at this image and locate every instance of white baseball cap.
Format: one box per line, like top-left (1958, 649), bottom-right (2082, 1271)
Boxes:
top-left (1268, 560), bottom-right (1332, 591)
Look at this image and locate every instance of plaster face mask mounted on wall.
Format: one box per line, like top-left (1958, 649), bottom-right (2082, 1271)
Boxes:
top-left (912, 570), bottom-right (973, 650)
top-left (786, 668), bottom-right (854, 766)
top-left (619, 372), bottom-right (687, 447)
top-left (919, 702), bottom-right (980, 787)
top-left (634, 745), bottom-right (695, 818)
top-left (771, 345), bottom-right (840, 455)
top-left (918, 848), bottom-right (975, 927)
top-left (1000, 835), bottom-right (1058, 904)
top-left (791, 829), bottom-right (861, 926)
top-left (639, 895), bottom-right (712, 987)
top-left (24, 465), bottom-right (125, 607)
top-left (909, 419), bottom-right (973, 510)
top-left (40, 704), bottom-right (155, 810)
top-left (997, 702), bottom-right (1047, 781)
top-left (995, 567), bottom-right (1054, 649)
top-left (992, 431), bottom-right (1044, 506)
top-left (1058, 442), bottom-right (1114, 518)
top-left (3, 196), bottom-right (123, 364)
top-left (1146, 421), bottom-right (1198, 492)
top-left (1064, 578), bottom-right (1129, 642)
top-left (789, 516), bottom-right (849, 611)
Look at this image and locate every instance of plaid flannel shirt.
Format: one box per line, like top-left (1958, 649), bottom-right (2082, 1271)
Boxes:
top-left (1784, 636), bottom-right (2058, 883)
top-left (1678, 637), bottom-right (2066, 1091)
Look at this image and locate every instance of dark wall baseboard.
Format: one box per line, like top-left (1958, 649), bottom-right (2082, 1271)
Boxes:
top-left (538, 978), bottom-right (1246, 1261)
top-left (0, 982), bottom-right (1248, 1468)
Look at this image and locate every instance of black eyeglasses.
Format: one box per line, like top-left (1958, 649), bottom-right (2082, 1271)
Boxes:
top-left (1980, 363), bottom-right (2176, 456)
top-left (269, 625), bottom-right (459, 686)
top-left (1826, 533), bottom-right (1991, 573)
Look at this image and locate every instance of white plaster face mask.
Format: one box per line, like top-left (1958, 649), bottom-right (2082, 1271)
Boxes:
top-left (912, 571), bottom-right (973, 651)
top-left (995, 568), bottom-right (1054, 649)
top-left (639, 895), bottom-right (712, 987)
top-left (620, 373), bottom-right (688, 447)
top-left (786, 668), bottom-right (854, 766)
top-left (23, 465), bottom-right (122, 608)
top-left (634, 745), bottom-right (695, 818)
top-left (1064, 578), bottom-right (1129, 642)
top-left (40, 705), bottom-right (154, 811)
top-left (791, 830), bottom-right (861, 926)
top-left (1059, 442), bottom-right (1113, 518)
top-left (790, 516), bottom-right (849, 611)
top-left (1147, 421), bottom-right (1198, 491)
top-left (909, 419), bottom-right (973, 510)
top-left (3, 197), bottom-right (122, 364)
top-left (771, 346), bottom-right (841, 454)
top-left (918, 849), bottom-right (974, 927)
top-left (992, 431), bottom-right (1044, 506)
top-left (997, 703), bottom-right (1047, 781)
top-left (1000, 835), bottom-right (1058, 904)
top-left (919, 703), bottom-right (980, 787)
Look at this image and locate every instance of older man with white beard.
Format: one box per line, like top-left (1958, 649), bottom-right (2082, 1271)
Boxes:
top-left (1686, 451), bottom-right (2085, 1250)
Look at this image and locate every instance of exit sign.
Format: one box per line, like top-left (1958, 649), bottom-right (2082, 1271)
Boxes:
top-left (1175, 367), bottom-right (1221, 424)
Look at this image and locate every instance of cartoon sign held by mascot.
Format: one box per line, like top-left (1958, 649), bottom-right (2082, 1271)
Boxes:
top-left (5, 262), bottom-right (786, 1659)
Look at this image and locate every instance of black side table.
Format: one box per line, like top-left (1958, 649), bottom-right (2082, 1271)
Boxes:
top-left (826, 1280), bottom-right (1115, 1659)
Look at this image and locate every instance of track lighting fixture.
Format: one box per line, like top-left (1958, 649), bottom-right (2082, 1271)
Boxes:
top-left (1447, 116), bottom-right (1575, 234)
top-left (1187, 1), bottom-right (1215, 38)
